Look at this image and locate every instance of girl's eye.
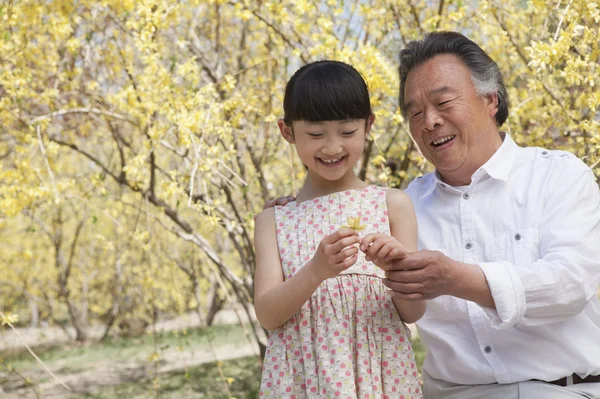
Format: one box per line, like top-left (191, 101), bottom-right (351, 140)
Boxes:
top-left (342, 130), bottom-right (357, 136)
top-left (307, 133), bottom-right (323, 138)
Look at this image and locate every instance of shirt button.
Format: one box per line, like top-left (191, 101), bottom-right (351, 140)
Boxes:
top-left (440, 183), bottom-right (446, 188)
top-left (484, 346), bottom-right (492, 354)
top-left (541, 150), bottom-right (549, 156)
top-left (515, 233), bottom-right (522, 241)
top-left (465, 242), bottom-right (473, 250)
top-left (463, 193), bottom-right (470, 200)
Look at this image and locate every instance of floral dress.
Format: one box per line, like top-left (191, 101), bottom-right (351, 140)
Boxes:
top-left (259, 185), bottom-right (422, 399)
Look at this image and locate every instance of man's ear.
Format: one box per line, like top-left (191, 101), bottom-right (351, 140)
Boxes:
top-left (365, 114), bottom-right (376, 137)
top-left (278, 118), bottom-right (295, 144)
top-left (487, 92), bottom-right (499, 119)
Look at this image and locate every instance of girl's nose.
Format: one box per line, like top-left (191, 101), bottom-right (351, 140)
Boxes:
top-left (321, 144), bottom-right (343, 156)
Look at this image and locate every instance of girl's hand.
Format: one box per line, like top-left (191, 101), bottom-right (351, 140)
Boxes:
top-left (307, 228), bottom-right (361, 282)
top-left (360, 233), bottom-right (409, 270)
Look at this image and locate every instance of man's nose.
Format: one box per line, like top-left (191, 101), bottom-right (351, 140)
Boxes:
top-left (423, 108), bottom-right (443, 131)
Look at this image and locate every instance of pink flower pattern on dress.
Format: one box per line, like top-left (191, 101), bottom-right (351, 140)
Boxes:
top-left (260, 185), bottom-right (422, 398)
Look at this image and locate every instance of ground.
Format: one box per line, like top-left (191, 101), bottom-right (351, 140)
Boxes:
top-left (0, 310), bottom-right (424, 398)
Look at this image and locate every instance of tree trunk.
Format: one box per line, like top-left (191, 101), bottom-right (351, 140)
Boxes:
top-left (29, 299), bottom-right (39, 328)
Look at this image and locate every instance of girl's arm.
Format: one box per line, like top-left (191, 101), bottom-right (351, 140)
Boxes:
top-left (253, 208), bottom-right (360, 330)
top-left (386, 189), bottom-right (426, 323)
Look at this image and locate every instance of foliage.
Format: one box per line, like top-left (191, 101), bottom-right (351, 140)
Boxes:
top-left (0, 0), bottom-right (598, 359)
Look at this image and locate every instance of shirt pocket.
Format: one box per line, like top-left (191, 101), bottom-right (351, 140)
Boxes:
top-left (492, 227), bottom-right (540, 266)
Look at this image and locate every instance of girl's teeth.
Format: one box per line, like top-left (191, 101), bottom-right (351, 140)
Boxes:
top-left (322, 158), bottom-right (341, 164)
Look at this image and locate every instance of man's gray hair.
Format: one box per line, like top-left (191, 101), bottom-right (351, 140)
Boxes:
top-left (399, 31), bottom-right (509, 126)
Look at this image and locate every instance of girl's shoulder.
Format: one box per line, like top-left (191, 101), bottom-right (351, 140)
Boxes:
top-left (384, 188), bottom-right (415, 214)
top-left (254, 207), bottom-right (276, 232)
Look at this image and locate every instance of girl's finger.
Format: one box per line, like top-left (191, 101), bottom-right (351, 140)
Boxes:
top-left (333, 246), bottom-right (358, 264)
top-left (339, 253), bottom-right (358, 270)
top-left (364, 237), bottom-right (391, 259)
top-left (332, 235), bottom-right (361, 253)
top-left (359, 233), bottom-right (385, 251)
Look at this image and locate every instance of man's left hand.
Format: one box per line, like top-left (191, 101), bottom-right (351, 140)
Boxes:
top-left (383, 250), bottom-right (459, 301)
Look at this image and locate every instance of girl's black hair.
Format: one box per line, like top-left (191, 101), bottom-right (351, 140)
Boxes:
top-left (283, 60), bottom-right (372, 125)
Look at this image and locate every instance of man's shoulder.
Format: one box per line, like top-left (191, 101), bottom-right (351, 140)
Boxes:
top-left (405, 172), bottom-right (436, 200)
top-left (520, 146), bottom-right (591, 174)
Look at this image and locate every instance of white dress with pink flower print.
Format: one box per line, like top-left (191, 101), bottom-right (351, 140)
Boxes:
top-left (259, 185), bottom-right (422, 399)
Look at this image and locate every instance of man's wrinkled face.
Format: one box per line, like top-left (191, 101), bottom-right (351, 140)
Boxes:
top-left (404, 54), bottom-right (499, 181)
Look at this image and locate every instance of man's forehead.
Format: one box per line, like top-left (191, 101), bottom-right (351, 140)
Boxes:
top-left (404, 85), bottom-right (457, 110)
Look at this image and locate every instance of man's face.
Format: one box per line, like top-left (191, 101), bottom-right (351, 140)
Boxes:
top-left (403, 54), bottom-right (500, 183)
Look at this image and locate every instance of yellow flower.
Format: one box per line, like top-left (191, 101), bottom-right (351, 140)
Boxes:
top-left (341, 216), bottom-right (366, 232)
top-left (1, 313), bottom-right (18, 326)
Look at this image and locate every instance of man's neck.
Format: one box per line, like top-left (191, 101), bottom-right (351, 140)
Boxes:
top-left (439, 132), bottom-right (504, 186)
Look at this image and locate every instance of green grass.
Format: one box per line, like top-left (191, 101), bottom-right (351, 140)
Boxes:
top-left (2, 323), bottom-right (250, 374)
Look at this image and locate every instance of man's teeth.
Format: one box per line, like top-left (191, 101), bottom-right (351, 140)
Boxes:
top-left (433, 136), bottom-right (455, 146)
top-left (322, 157), bottom-right (342, 164)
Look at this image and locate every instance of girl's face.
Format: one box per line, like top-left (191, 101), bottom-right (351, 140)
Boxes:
top-left (278, 117), bottom-right (374, 182)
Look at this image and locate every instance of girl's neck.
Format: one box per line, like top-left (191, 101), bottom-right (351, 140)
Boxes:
top-left (295, 172), bottom-right (367, 203)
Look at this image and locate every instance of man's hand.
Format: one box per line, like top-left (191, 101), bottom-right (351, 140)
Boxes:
top-left (262, 196), bottom-right (296, 210)
top-left (383, 250), bottom-right (459, 301)
top-left (359, 233), bottom-right (410, 270)
top-left (307, 228), bottom-right (361, 282)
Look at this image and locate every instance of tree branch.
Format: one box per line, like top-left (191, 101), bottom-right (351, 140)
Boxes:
top-left (29, 108), bottom-right (136, 125)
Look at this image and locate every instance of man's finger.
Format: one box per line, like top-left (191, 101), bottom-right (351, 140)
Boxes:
top-left (387, 254), bottom-right (426, 271)
top-left (262, 199), bottom-right (277, 210)
top-left (382, 279), bottom-right (424, 294)
top-left (385, 269), bottom-right (423, 284)
top-left (278, 196), bottom-right (296, 205)
top-left (262, 196), bottom-right (296, 210)
top-left (391, 291), bottom-right (425, 301)
top-left (384, 246), bottom-right (410, 263)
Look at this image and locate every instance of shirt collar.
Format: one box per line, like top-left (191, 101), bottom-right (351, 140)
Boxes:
top-left (420, 132), bottom-right (517, 199)
top-left (480, 132), bottom-right (517, 182)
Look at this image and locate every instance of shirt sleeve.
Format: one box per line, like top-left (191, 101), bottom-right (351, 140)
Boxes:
top-left (479, 161), bottom-right (600, 329)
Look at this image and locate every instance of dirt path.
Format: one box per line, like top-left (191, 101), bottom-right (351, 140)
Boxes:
top-left (2, 341), bottom-right (260, 398)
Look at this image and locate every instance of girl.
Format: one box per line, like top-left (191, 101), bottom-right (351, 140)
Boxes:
top-left (254, 60), bottom-right (425, 398)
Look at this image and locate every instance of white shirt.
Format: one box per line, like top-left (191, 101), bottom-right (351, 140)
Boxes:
top-left (406, 133), bottom-right (600, 385)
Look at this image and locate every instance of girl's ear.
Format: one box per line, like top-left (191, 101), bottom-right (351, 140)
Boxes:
top-left (278, 118), bottom-right (295, 144)
top-left (365, 114), bottom-right (375, 137)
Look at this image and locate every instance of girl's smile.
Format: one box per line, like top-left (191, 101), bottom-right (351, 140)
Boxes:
top-left (317, 155), bottom-right (347, 167)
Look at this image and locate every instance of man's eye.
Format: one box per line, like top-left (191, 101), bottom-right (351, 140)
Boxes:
top-left (411, 111), bottom-right (422, 119)
top-left (438, 100), bottom-right (452, 106)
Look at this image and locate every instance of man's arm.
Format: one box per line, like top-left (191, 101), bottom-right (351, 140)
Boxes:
top-left (478, 165), bottom-right (600, 328)
top-left (386, 162), bottom-right (600, 329)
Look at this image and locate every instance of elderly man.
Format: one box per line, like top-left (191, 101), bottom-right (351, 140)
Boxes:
top-left (265, 32), bottom-right (600, 398)
top-left (359, 31), bottom-right (600, 398)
